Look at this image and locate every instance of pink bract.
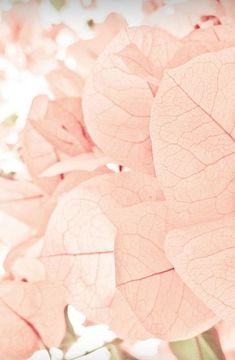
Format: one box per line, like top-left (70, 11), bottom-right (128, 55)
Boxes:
top-left (1, 1), bottom-right (235, 358)
top-left (41, 172), bottom-right (217, 341)
top-left (0, 280), bottom-right (67, 360)
top-left (83, 26), bottom-right (181, 174)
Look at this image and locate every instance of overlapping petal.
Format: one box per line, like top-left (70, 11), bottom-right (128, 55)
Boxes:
top-left (22, 95), bottom-right (94, 193)
top-left (150, 47), bottom-right (235, 226)
top-left (166, 215), bottom-right (235, 324)
top-left (83, 26), bottom-right (181, 173)
top-left (0, 280), bottom-right (67, 359)
top-left (41, 172), bottom-right (217, 341)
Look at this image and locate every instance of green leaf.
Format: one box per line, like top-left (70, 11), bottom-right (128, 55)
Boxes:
top-left (169, 328), bottom-right (226, 360)
top-left (49, 0), bottom-right (65, 11)
top-left (108, 344), bottom-right (122, 360)
top-left (3, 113), bottom-right (17, 126)
top-left (107, 340), bottom-right (137, 360)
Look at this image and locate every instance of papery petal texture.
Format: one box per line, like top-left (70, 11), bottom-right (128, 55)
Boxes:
top-left (166, 215), bottom-right (235, 324)
top-left (0, 280), bottom-right (67, 359)
top-left (23, 95), bottom-right (93, 193)
top-left (113, 200), bottom-right (217, 341)
top-left (83, 26), bottom-right (181, 173)
top-left (150, 47), bottom-right (235, 226)
top-left (41, 172), bottom-right (162, 324)
top-left (41, 172), bottom-right (217, 341)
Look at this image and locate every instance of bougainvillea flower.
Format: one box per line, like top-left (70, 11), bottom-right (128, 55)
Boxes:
top-left (83, 24), bottom-right (235, 177)
top-left (0, 166), bottom-right (111, 277)
top-left (2, 1), bottom-right (235, 358)
top-left (83, 26), bottom-right (181, 173)
top-left (149, 34), bottom-right (235, 345)
top-left (41, 172), bottom-right (217, 342)
top-left (41, 22), bottom-right (235, 348)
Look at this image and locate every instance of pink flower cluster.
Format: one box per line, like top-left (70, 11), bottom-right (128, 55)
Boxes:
top-left (0, 0), bottom-right (235, 358)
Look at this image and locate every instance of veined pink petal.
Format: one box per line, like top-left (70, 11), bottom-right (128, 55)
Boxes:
top-left (41, 172), bottom-right (217, 341)
top-left (41, 172), bottom-right (163, 325)
top-left (23, 95), bottom-right (93, 193)
top-left (2, 168), bottom-right (111, 278)
top-left (113, 201), bottom-right (217, 341)
top-left (83, 26), bottom-right (181, 173)
top-left (165, 215), bottom-right (235, 324)
top-left (27, 96), bottom-right (92, 156)
top-left (117, 43), bottom-right (160, 92)
top-left (150, 47), bottom-right (235, 226)
top-left (0, 280), bottom-right (67, 359)
top-left (109, 289), bottom-right (153, 341)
